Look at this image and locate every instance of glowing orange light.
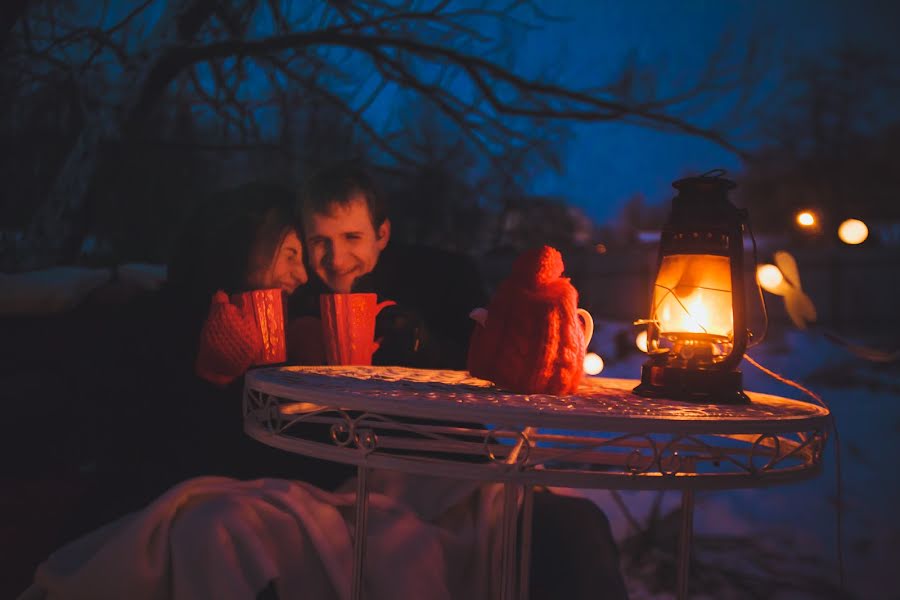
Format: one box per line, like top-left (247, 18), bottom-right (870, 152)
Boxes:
top-left (838, 219), bottom-right (868, 245)
top-left (583, 352), bottom-right (604, 375)
top-left (756, 264), bottom-right (787, 295)
top-left (658, 289), bottom-right (730, 335)
top-left (652, 255), bottom-right (734, 339)
top-left (635, 330), bottom-right (648, 353)
top-left (796, 211), bottom-right (816, 227)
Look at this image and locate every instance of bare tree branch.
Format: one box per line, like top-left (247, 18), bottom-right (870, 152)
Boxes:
top-left (148, 28), bottom-right (744, 152)
top-left (6, 0), bottom-right (757, 267)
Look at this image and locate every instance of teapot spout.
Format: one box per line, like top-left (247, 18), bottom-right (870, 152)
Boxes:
top-left (469, 308), bottom-right (488, 327)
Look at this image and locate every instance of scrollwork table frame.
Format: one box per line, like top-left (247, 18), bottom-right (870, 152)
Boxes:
top-left (243, 366), bottom-right (830, 600)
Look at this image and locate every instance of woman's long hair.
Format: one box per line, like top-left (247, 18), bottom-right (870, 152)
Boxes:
top-left (166, 181), bottom-right (300, 328)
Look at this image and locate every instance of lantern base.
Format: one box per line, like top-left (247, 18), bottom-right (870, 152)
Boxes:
top-left (634, 363), bottom-right (750, 404)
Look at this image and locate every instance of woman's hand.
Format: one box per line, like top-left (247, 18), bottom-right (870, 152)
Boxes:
top-left (195, 291), bottom-right (264, 385)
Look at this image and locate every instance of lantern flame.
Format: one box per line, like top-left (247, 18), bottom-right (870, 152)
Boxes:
top-left (652, 254), bottom-right (734, 340)
top-left (657, 289), bottom-right (732, 336)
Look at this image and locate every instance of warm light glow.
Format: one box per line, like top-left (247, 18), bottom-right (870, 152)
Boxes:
top-left (657, 288), bottom-right (732, 336)
top-left (652, 254), bottom-right (734, 339)
top-left (796, 211), bottom-right (816, 227)
top-left (838, 219), bottom-right (868, 245)
top-left (756, 264), bottom-right (787, 295)
top-left (583, 352), bottom-right (604, 375)
top-left (635, 330), bottom-right (648, 353)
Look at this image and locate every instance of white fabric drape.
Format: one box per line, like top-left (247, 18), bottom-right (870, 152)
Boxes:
top-left (20, 474), bottom-right (508, 600)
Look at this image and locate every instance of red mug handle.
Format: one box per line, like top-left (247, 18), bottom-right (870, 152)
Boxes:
top-left (371, 299), bottom-right (397, 354)
top-left (375, 299), bottom-right (397, 315)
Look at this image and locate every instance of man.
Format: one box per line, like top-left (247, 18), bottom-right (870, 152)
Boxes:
top-left (300, 164), bottom-right (390, 295)
top-left (295, 160), bottom-right (628, 600)
top-left (294, 160), bottom-right (486, 368)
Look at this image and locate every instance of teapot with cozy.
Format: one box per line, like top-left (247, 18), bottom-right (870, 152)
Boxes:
top-left (467, 245), bottom-right (593, 395)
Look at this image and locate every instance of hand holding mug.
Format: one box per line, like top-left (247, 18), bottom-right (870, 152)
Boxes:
top-left (196, 288), bottom-right (286, 385)
top-left (232, 288), bottom-right (287, 365)
top-left (320, 293), bottom-right (396, 365)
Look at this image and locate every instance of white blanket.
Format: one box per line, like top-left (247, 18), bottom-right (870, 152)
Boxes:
top-left (20, 475), bottom-right (506, 600)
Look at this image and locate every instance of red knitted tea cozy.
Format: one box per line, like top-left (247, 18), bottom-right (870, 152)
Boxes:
top-left (467, 245), bottom-right (587, 395)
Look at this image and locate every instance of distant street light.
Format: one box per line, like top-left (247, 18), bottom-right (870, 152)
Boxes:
top-left (635, 330), bottom-right (648, 353)
top-left (796, 211), bottom-right (816, 228)
top-left (838, 219), bottom-right (868, 245)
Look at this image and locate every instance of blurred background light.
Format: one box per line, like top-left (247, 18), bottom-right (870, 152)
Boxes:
top-left (583, 352), bottom-right (604, 375)
top-left (635, 330), bottom-right (648, 353)
top-left (757, 263), bottom-right (786, 295)
top-left (838, 218), bottom-right (868, 245)
top-left (796, 211), bottom-right (816, 228)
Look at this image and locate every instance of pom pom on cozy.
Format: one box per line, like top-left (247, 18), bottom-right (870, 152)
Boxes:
top-left (195, 291), bottom-right (264, 385)
top-left (467, 246), bottom-right (586, 395)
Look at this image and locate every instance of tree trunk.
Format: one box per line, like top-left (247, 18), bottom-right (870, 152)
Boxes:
top-left (0, 0), bottom-right (28, 50)
top-left (22, 0), bottom-right (217, 269)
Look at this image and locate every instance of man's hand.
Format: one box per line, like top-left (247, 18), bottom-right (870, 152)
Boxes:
top-left (374, 304), bottom-right (431, 366)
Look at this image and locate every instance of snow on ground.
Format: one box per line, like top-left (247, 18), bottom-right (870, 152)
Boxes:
top-left (566, 321), bottom-right (900, 599)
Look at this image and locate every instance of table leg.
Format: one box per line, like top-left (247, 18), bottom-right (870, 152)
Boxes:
top-left (518, 485), bottom-right (534, 600)
top-left (352, 466), bottom-right (370, 600)
top-left (676, 489), bottom-right (695, 600)
top-left (500, 482), bottom-right (519, 600)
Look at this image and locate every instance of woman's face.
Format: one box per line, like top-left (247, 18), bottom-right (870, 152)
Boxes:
top-left (250, 229), bottom-right (308, 294)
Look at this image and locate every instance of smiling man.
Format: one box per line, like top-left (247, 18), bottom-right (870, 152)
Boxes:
top-left (301, 171), bottom-right (390, 294)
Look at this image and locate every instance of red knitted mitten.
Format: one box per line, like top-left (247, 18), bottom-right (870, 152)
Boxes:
top-left (195, 291), bottom-right (264, 385)
top-left (468, 246), bottom-right (586, 395)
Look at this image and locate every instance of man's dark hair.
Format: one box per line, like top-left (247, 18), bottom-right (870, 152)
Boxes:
top-left (299, 160), bottom-right (388, 228)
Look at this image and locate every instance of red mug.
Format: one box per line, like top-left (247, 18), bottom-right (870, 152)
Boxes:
top-left (320, 293), bottom-right (396, 365)
top-left (231, 288), bottom-right (287, 365)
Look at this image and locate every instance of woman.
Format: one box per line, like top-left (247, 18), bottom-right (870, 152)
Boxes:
top-left (92, 182), bottom-right (332, 519)
top-left (189, 190), bottom-right (309, 387)
top-left (171, 182), bottom-right (350, 489)
top-left (166, 180), bottom-right (308, 362)
top-left (161, 181), bottom-right (351, 488)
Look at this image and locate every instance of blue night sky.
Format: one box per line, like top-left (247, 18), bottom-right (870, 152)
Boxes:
top-left (508, 0), bottom-right (900, 225)
top-left (45, 0), bottom-right (899, 229)
top-left (149, 0), bottom-right (899, 227)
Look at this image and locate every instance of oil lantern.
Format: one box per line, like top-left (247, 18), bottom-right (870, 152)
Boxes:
top-left (634, 170), bottom-right (752, 404)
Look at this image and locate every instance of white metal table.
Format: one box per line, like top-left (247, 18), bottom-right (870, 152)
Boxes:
top-left (243, 366), bottom-right (830, 600)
